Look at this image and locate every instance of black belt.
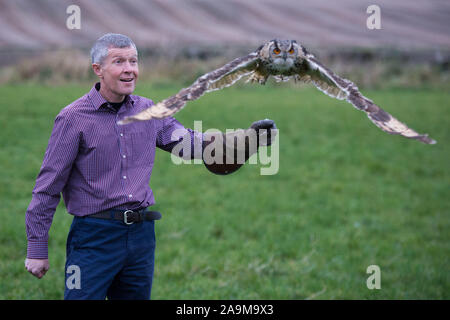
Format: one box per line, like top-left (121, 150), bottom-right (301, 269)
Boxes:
top-left (88, 209), bottom-right (162, 225)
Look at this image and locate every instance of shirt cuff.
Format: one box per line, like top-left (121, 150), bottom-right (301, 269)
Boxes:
top-left (27, 240), bottom-right (48, 259)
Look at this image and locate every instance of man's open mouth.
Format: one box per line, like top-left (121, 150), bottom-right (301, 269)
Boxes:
top-left (120, 78), bottom-right (134, 82)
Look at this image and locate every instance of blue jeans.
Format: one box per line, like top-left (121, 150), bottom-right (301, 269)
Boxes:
top-left (64, 216), bottom-right (156, 300)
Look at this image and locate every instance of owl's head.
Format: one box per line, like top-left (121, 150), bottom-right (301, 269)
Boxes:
top-left (261, 39), bottom-right (304, 69)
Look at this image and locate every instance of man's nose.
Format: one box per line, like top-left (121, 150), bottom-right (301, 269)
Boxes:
top-left (123, 61), bottom-right (136, 72)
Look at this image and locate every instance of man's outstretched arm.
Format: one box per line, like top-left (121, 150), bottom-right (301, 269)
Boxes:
top-left (156, 117), bottom-right (277, 175)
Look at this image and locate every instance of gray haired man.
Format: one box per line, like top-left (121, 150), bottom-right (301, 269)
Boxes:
top-left (25, 33), bottom-right (277, 299)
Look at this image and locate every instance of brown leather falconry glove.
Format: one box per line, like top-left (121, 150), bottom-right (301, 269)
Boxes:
top-left (203, 119), bottom-right (277, 175)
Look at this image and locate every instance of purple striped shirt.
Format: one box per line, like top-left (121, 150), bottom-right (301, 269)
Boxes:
top-left (26, 83), bottom-right (202, 259)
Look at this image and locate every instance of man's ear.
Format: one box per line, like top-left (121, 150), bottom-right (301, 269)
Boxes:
top-left (92, 63), bottom-right (103, 78)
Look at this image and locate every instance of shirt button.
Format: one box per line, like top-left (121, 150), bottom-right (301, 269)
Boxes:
top-left (120, 133), bottom-right (124, 137)
top-left (122, 155), bottom-right (126, 159)
top-left (123, 176), bottom-right (127, 179)
top-left (128, 194), bottom-right (133, 198)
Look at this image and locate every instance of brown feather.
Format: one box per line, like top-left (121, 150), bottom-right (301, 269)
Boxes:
top-left (300, 54), bottom-right (436, 144)
top-left (118, 52), bottom-right (260, 124)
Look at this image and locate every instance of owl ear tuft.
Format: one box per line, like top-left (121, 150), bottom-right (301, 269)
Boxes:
top-left (293, 41), bottom-right (308, 55)
top-left (256, 44), bottom-right (265, 51)
top-left (269, 39), bottom-right (280, 47)
top-left (301, 46), bottom-right (308, 55)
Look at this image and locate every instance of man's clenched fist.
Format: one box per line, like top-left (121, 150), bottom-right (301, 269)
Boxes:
top-left (25, 258), bottom-right (49, 279)
top-left (250, 119), bottom-right (278, 146)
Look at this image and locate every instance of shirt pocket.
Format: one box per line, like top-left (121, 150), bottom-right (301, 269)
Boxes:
top-left (80, 131), bottom-right (119, 181)
top-left (129, 122), bottom-right (157, 167)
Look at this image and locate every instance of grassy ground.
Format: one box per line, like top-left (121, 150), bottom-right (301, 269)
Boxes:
top-left (0, 81), bottom-right (448, 299)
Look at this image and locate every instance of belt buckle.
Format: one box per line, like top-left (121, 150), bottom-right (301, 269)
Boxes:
top-left (123, 210), bottom-right (134, 225)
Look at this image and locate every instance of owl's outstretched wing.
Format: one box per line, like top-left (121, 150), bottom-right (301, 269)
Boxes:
top-left (298, 54), bottom-right (436, 144)
top-left (118, 52), bottom-right (260, 124)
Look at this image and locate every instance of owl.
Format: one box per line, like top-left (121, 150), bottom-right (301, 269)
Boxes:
top-left (118, 39), bottom-right (436, 145)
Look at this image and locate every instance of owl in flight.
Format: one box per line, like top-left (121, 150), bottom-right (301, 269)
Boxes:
top-left (119, 39), bottom-right (435, 144)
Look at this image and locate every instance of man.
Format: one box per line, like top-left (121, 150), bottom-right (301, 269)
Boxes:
top-left (25, 33), bottom-right (276, 300)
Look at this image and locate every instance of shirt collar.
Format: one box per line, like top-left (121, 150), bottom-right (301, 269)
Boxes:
top-left (88, 82), bottom-right (135, 110)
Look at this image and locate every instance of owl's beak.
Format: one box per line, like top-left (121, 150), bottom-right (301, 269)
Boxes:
top-left (282, 52), bottom-right (287, 60)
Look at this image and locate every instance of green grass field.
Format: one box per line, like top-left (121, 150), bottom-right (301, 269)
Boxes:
top-left (0, 81), bottom-right (448, 299)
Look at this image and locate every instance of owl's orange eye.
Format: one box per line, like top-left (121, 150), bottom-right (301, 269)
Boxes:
top-left (273, 48), bottom-right (281, 54)
top-left (288, 48), bottom-right (295, 54)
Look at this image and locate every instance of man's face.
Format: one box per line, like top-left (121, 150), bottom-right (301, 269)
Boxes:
top-left (93, 46), bottom-right (139, 102)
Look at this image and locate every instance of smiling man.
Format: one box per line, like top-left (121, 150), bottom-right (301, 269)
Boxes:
top-left (24, 33), bottom-right (277, 300)
top-left (92, 44), bottom-right (138, 102)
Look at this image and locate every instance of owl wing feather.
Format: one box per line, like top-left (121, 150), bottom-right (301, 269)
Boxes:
top-left (118, 52), bottom-right (260, 124)
top-left (298, 54), bottom-right (436, 144)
